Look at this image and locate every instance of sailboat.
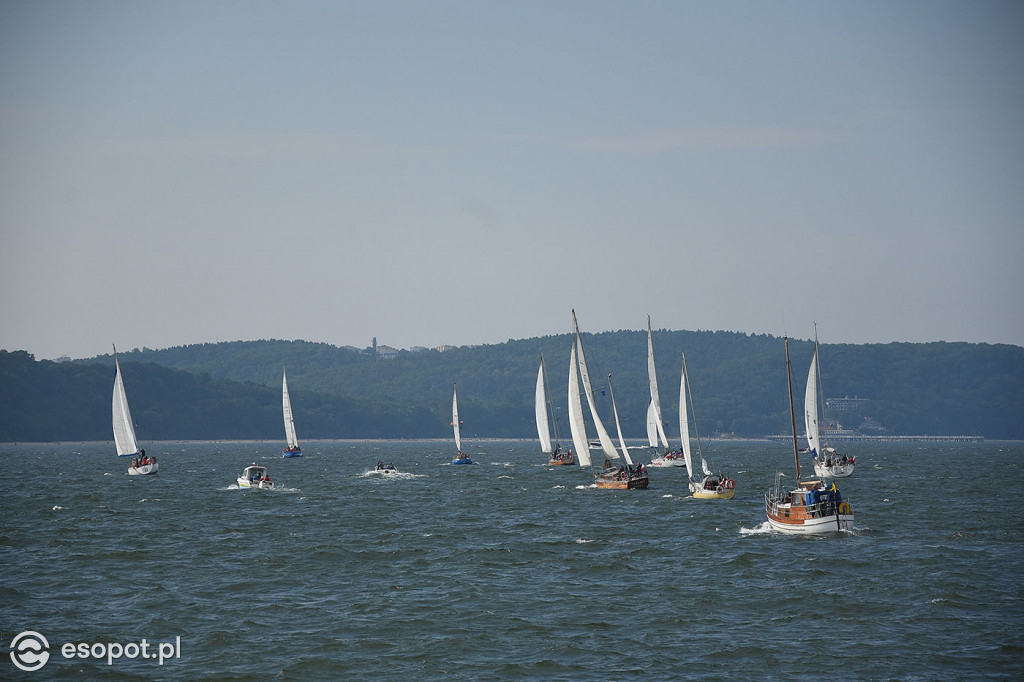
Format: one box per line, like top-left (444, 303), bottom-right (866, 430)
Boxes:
top-left (567, 310), bottom-right (648, 489)
top-left (806, 327), bottom-right (855, 478)
top-left (450, 382), bottom-right (473, 465)
top-left (536, 354), bottom-right (576, 465)
top-left (281, 369), bottom-right (302, 457)
top-left (765, 337), bottom-right (853, 534)
top-left (113, 346), bottom-right (158, 476)
top-left (646, 316), bottom-right (685, 468)
top-left (677, 351), bottom-right (736, 499)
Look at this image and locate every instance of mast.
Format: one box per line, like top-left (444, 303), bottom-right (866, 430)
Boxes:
top-left (813, 323), bottom-right (828, 449)
top-left (785, 336), bottom-right (802, 482)
top-left (606, 373), bottom-right (633, 465)
top-left (571, 309), bottom-right (619, 462)
top-left (567, 338), bottom-right (592, 468)
top-left (681, 351), bottom-right (708, 476)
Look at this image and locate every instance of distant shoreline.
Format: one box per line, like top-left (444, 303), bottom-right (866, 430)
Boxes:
top-left (0, 435), bottom-right (999, 445)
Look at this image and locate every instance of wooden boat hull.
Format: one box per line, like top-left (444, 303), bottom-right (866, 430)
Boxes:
top-left (548, 456), bottom-right (576, 466)
top-left (596, 475), bottom-right (649, 490)
top-left (765, 497), bottom-right (853, 534)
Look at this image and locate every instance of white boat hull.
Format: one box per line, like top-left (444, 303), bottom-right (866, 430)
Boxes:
top-left (237, 478), bottom-right (274, 490)
top-left (128, 462), bottom-right (159, 476)
top-left (814, 460), bottom-right (855, 478)
top-left (649, 457), bottom-right (687, 468)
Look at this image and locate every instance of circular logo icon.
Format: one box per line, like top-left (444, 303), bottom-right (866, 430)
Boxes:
top-left (10, 631), bottom-right (50, 672)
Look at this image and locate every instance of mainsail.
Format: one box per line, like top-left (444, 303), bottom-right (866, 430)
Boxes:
top-left (804, 349), bottom-right (820, 458)
top-left (282, 369), bottom-right (299, 450)
top-left (567, 340), bottom-right (592, 467)
top-left (678, 352), bottom-right (694, 474)
top-left (646, 316), bottom-right (670, 449)
top-left (646, 400), bottom-right (659, 447)
top-left (112, 350), bottom-right (139, 457)
top-left (535, 360), bottom-right (553, 454)
top-left (452, 382), bottom-right (462, 453)
top-left (572, 310), bottom-right (620, 462)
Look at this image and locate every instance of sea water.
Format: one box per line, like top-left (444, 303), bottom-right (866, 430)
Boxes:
top-left (2, 440), bottom-right (1022, 680)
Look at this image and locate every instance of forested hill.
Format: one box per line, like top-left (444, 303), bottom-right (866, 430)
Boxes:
top-left (2, 330), bottom-right (1022, 441)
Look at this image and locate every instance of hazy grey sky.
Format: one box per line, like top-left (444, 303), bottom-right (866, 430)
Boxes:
top-left (2, 1), bottom-right (1022, 359)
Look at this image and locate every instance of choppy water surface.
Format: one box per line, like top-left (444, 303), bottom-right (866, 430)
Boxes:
top-left (2, 440), bottom-right (1022, 679)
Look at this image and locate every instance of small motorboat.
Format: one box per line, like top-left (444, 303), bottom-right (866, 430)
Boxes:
top-left (237, 463), bottom-right (275, 489)
top-left (373, 461), bottom-right (400, 474)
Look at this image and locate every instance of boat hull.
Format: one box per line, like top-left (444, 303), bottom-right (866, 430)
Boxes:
top-left (765, 494), bottom-right (854, 534)
top-left (765, 510), bottom-right (853, 534)
top-left (451, 456), bottom-right (473, 465)
top-left (595, 474), bottom-right (649, 490)
top-left (237, 478), bottom-right (274, 490)
top-left (649, 457), bottom-right (686, 468)
top-left (127, 463), bottom-right (158, 476)
top-left (814, 461), bottom-right (854, 478)
top-left (282, 450), bottom-right (303, 458)
top-left (693, 487), bottom-right (734, 500)
top-left (547, 455), bottom-right (577, 466)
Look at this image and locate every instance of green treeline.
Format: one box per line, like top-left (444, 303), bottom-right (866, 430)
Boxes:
top-left (2, 330), bottom-right (1022, 442)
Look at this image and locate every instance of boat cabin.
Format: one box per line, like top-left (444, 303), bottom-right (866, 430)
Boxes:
top-left (244, 466), bottom-right (269, 482)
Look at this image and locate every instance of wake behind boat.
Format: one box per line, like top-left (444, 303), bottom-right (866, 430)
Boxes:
top-left (281, 369), bottom-right (303, 457)
top-left (237, 463), bottom-right (275, 490)
top-left (451, 382), bottom-right (473, 465)
top-left (765, 337), bottom-right (853, 534)
top-left (112, 345), bottom-right (158, 476)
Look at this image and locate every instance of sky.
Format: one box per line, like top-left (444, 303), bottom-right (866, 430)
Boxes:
top-left (2, 1), bottom-right (1022, 360)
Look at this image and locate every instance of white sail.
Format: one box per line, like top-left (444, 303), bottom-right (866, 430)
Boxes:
top-left (607, 375), bottom-right (634, 466)
top-left (452, 383), bottom-right (462, 453)
top-left (678, 352), bottom-right (694, 474)
top-left (535, 361), bottom-right (553, 454)
top-left (572, 310), bottom-right (620, 462)
top-left (567, 340), bottom-right (592, 467)
top-left (647, 316), bottom-right (670, 449)
top-left (646, 400), bottom-right (659, 447)
top-left (112, 353), bottom-right (139, 457)
top-left (804, 349), bottom-right (820, 458)
top-left (282, 369), bottom-right (299, 450)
